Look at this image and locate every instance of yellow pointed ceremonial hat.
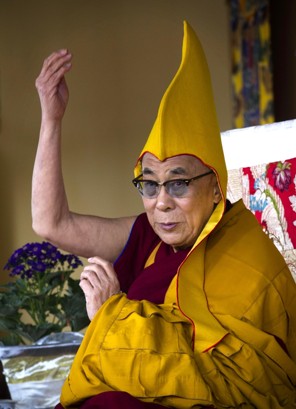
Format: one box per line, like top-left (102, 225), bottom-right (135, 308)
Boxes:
top-left (134, 21), bottom-right (227, 198)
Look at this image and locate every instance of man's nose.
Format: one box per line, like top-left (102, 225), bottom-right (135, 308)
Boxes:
top-left (155, 185), bottom-right (175, 211)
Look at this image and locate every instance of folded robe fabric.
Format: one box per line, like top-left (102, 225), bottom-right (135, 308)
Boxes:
top-left (61, 295), bottom-right (296, 408)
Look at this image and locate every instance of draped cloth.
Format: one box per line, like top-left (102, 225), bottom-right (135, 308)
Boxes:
top-left (58, 203), bottom-right (296, 409)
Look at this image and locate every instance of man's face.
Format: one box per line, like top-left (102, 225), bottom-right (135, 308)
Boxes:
top-left (141, 153), bottom-right (221, 251)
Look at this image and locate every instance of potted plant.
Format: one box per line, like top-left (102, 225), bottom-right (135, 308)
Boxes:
top-left (0, 241), bottom-right (89, 345)
top-left (0, 241), bottom-right (89, 409)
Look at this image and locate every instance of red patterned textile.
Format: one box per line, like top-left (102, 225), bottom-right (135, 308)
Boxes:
top-left (241, 157), bottom-right (296, 246)
top-left (237, 156), bottom-right (296, 279)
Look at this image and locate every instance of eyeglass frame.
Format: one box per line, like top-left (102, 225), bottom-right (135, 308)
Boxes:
top-left (132, 169), bottom-right (214, 198)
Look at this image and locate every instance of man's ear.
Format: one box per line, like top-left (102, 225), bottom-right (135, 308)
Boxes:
top-left (213, 182), bottom-right (222, 204)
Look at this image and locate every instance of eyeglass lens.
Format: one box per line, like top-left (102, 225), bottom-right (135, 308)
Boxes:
top-left (139, 180), bottom-right (188, 198)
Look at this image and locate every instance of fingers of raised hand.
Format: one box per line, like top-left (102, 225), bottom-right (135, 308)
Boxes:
top-left (35, 49), bottom-right (72, 92)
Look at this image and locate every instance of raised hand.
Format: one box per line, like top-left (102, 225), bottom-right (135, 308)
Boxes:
top-left (79, 256), bottom-right (121, 320)
top-left (35, 49), bottom-right (72, 122)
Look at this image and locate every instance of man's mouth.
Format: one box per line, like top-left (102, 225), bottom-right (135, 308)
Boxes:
top-left (158, 222), bottom-right (178, 231)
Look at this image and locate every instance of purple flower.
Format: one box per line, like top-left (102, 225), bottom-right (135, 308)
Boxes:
top-left (43, 242), bottom-right (58, 256)
top-left (4, 241), bottom-right (82, 276)
top-left (9, 265), bottom-right (25, 277)
top-left (64, 254), bottom-right (83, 269)
top-left (31, 243), bottom-right (43, 256)
top-left (28, 260), bottom-right (47, 273)
top-left (5, 249), bottom-right (24, 268)
top-left (272, 161), bottom-right (292, 192)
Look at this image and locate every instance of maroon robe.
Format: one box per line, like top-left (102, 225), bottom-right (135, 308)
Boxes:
top-left (55, 213), bottom-right (190, 409)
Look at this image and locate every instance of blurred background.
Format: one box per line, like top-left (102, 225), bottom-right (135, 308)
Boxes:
top-left (0, 0), bottom-right (295, 280)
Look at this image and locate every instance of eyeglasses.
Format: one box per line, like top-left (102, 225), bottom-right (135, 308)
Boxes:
top-left (132, 170), bottom-right (213, 198)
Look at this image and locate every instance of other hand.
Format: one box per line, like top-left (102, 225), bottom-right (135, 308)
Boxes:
top-left (79, 256), bottom-right (121, 320)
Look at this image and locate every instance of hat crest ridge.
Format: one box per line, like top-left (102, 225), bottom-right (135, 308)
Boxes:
top-left (135, 21), bottom-right (227, 200)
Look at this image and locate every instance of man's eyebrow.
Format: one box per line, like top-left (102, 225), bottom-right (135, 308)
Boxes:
top-left (142, 167), bottom-right (187, 176)
top-left (142, 168), bottom-right (154, 176)
top-left (169, 167), bottom-right (187, 176)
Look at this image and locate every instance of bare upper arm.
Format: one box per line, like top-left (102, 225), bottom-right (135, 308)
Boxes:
top-left (41, 212), bottom-right (137, 262)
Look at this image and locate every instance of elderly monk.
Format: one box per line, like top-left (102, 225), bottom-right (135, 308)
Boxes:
top-left (33, 22), bottom-right (296, 409)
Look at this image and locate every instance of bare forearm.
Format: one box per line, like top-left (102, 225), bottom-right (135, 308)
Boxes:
top-left (32, 119), bottom-right (69, 240)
